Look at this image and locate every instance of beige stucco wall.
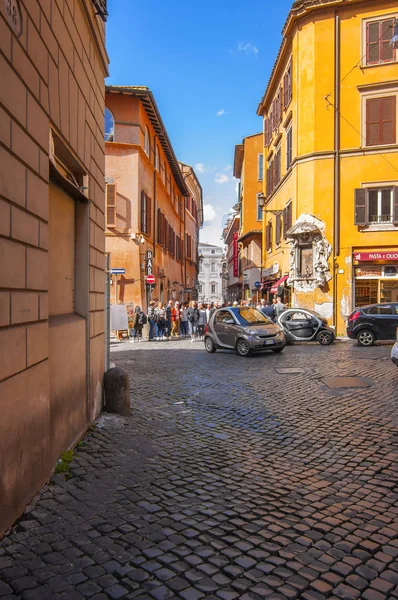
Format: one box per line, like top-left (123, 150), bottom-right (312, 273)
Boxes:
top-left (0, 0), bottom-right (108, 533)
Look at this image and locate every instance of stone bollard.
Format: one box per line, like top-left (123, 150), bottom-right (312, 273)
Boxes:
top-left (104, 367), bottom-right (131, 416)
top-left (142, 322), bottom-right (150, 341)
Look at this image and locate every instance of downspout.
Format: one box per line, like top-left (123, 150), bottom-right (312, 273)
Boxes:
top-left (153, 135), bottom-right (157, 259)
top-left (333, 13), bottom-right (341, 328)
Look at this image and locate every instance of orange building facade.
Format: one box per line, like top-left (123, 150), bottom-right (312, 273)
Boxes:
top-left (233, 133), bottom-right (263, 300)
top-left (105, 87), bottom-right (202, 311)
top-left (0, 0), bottom-right (108, 533)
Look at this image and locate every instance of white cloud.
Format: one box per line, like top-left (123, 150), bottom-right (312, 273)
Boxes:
top-left (195, 163), bottom-right (205, 173)
top-left (216, 109), bottom-right (225, 117)
top-left (203, 203), bottom-right (216, 223)
top-left (214, 173), bottom-right (230, 184)
top-left (234, 42), bottom-right (259, 56)
top-left (223, 164), bottom-right (232, 172)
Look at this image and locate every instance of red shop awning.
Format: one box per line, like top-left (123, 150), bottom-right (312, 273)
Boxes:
top-left (270, 275), bottom-right (289, 294)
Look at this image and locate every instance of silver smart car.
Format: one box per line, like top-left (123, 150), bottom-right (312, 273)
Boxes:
top-left (204, 306), bottom-right (286, 357)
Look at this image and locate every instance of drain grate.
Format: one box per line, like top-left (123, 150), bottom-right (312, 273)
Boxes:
top-left (322, 377), bottom-right (371, 389)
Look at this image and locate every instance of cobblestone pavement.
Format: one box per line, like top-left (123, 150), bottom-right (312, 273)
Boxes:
top-left (1, 339), bottom-right (398, 600)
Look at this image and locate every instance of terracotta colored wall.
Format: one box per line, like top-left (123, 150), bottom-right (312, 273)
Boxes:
top-left (0, 0), bottom-right (108, 533)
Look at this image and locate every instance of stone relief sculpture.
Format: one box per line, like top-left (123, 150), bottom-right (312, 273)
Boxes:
top-left (286, 213), bottom-right (332, 292)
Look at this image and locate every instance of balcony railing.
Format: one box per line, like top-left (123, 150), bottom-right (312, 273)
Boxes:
top-left (92, 0), bottom-right (108, 21)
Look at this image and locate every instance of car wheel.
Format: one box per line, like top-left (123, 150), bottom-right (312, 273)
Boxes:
top-left (236, 338), bottom-right (252, 357)
top-left (317, 330), bottom-right (334, 345)
top-left (204, 336), bottom-right (216, 353)
top-left (357, 330), bottom-right (375, 346)
top-left (271, 345), bottom-right (285, 353)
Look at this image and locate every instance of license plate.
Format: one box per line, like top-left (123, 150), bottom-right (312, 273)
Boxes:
top-left (264, 339), bottom-right (275, 345)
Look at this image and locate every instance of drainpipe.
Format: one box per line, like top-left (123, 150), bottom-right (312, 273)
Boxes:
top-left (333, 13), bottom-right (341, 329)
top-left (153, 135), bottom-right (157, 260)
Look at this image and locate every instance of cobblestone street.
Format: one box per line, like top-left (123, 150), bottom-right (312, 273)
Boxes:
top-left (1, 340), bottom-right (398, 600)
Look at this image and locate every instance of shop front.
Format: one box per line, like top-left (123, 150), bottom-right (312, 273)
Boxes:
top-left (353, 249), bottom-right (398, 307)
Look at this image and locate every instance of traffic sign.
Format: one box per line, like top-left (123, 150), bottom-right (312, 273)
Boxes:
top-left (254, 281), bottom-right (261, 288)
top-left (110, 268), bottom-right (125, 274)
top-left (146, 274), bottom-right (155, 284)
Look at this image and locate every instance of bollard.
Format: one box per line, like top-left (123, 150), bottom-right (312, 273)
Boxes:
top-left (104, 367), bottom-right (131, 416)
top-left (142, 322), bottom-right (150, 341)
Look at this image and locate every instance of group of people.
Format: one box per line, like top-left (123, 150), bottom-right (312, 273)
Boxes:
top-left (128, 296), bottom-right (287, 342)
top-left (129, 300), bottom-right (216, 343)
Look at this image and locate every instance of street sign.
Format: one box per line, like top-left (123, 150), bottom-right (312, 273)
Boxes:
top-left (254, 281), bottom-right (261, 288)
top-left (110, 268), bottom-right (125, 274)
top-left (146, 250), bottom-right (153, 275)
top-left (146, 274), bottom-right (155, 284)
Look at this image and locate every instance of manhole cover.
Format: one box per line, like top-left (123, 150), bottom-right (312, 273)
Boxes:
top-left (323, 377), bottom-right (371, 389)
top-left (276, 368), bottom-right (305, 374)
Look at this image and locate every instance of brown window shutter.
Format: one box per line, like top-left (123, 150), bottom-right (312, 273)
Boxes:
top-left (269, 221), bottom-right (273, 251)
top-left (264, 117), bottom-right (269, 147)
top-left (266, 223), bottom-right (269, 250)
top-left (157, 209), bottom-right (161, 243)
top-left (146, 197), bottom-right (151, 237)
top-left (381, 96), bottom-right (396, 145)
top-left (382, 19), bottom-right (394, 61)
top-left (140, 191), bottom-right (145, 232)
top-left (354, 189), bottom-right (368, 225)
top-left (276, 214), bottom-right (281, 245)
top-left (106, 184), bottom-right (116, 227)
top-left (393, 187), bottom-right (398, 225)
top-left (366, 98), bottom-right (381, 146)
top-left (283, 207), bottom-right (287, 238)
top-left (367, 21), bottom-right (380, 64)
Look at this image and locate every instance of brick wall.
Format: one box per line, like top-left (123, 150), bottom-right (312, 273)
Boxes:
top-left (0, 0), bottom-right (108, 533)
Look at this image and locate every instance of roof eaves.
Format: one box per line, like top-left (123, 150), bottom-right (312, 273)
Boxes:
top-left (106, 85), bottom-right (188, 196)
top-left (233, 144), bottom-right (244, 179)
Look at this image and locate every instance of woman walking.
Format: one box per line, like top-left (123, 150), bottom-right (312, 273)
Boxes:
top-left (132, 306), bottom-right (147, 342)
top-left (198, 303), bottom-right (207, 341)
top-left (171, 301), bottom-right (180, 337)
top-left (187, 301), bottom-right (200, 343)
top-left (180, 303), bottom-right (189, 337)
top-left (154, 302), bottom-right (167, 341)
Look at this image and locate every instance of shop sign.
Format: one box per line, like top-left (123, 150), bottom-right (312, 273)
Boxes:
top-left (233, 232), bottom-right (239, 277)
top-left (354, 251), bottom-right (398, 262)
top-left (146, 250), bottom-right (153, 275)
top-left (262, 263), bottom-right (279, 278)
top-left (355, 266), bottom-right (383, 279)
top-left (4, 0), bottom-right (23, 37)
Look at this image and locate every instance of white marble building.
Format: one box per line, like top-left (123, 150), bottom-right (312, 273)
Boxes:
top-left (198, 243), bottom-right (224, 304)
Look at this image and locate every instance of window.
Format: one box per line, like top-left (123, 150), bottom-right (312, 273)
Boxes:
top-left (286, 126), bottom-right (293, 169)
top-left (211, 249), bottom-right (215, 254)
top-left (157, 209), bottom-right (166, 246)
top-left (366, 19), bottom-right (395, 65)
top-left (355, 187), bottom-right (398, 225)
top-left (258, 154), bottom-right (264, 181)
top-left (144, 126), bottom-right (150, 157)
top-left (266, 221), bottom-right (273, 252)
top-left (162, 161), bottom-right (166, 184)
top-left (199, 284), bottom-right (203, 293)
top-left (186, 233), bottom-right (192, 259)
top-left (106, 183), bottom-right (116, 227)
top-left (299, 246), bottom-right (313, 278)
top-left (283, 202), bottom-right (293, 237)
top-left (104, 108), bottom-right (115, 142)
top-left (155, 145), bottom-right (160, 171)
top-left (211, 261), bottom-right (216, 272)
top-left (275, 213), bottom-right (281, 246)
top-left (140, 191), bottom-right (152, 235)
top-left (257, 194), bottom-right (263, 221)
top-left (211, 283), bottom-right (217, 294)
top-left (366, 96), bottom-right (396, 146)
top-left (366, 305), bottom-right (393, 315)
top-left (283, 60), bottom-right (292, 109)
top-left (274, 148), bottom-right (281, 187)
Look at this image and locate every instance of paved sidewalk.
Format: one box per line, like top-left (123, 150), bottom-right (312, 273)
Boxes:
top-left (1, 340), bottom-right (398, 599)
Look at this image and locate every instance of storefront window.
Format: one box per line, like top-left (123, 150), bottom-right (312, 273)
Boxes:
top-left (355, 279), bottom-right (378, 306)
top-left (380, 280), bottom-right (398, 303)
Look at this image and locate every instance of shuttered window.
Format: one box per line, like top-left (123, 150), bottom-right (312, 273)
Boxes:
top-left (283, 202), bottom-right (292, 237)
top-left (266, 221), bottom-right (273, 252)
top-left (258, 154), bottom-right (264, 180)
top-left (264, 117), bottom-right (269, 147)
top-left (366, 96), bottom-right (396, 146)
top-left (286, 126), bottom-right (293, 169)
top-left (366, 19), bottom-right (395, 65)
top-left (140, 191), bottom-right (152, 235)
top-left (355, 187), bottom-right (398, 225)
top-left (106, 183), bottom-right (116, 227)
top-left (274, 148), bottom-right (281, 187)
top-left (275, 213), bottom-right (281, 246)
top-left (284, 61), bottom-right (292, 109)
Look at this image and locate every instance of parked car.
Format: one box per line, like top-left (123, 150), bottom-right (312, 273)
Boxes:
top-left (276, 308), bottom-right (336, 345)
top-left (391, 332), bottom-right (398, 366)
top-left (347, 303), bottom-right (398, 346)
top-left (204, 306), bottom-right (286, 357)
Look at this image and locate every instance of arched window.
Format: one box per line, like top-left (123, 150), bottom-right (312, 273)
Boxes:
top-left (155, 145), bottom-right (160, 171)
top-left (104, 107), bottom-right (115, 141)
top-left (144, 126), bottom-right (150, 157)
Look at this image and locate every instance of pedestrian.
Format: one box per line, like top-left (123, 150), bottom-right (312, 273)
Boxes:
top-left (147, 300), bottom-right (156, 341)
top-left (187, 301), bottom-right (200, 343)
top-left (180, 303), bottom-right (189, 337)
top-left (198, 303), bottom-right (207, 341)
top-left (132, 306), bottom-right (147, 342)
top-left (165, 300), bottom-right (173, 338)
top-left (274, 296), bottom-right (286, 318)
top-left (205, 303), bottom-right (212, 323)
top-left (171, 301), bottom-right (180, 337)
top-left (154, 302), bottom-right (167, 340)
top-left (260, 300), bottom-right (276, 321)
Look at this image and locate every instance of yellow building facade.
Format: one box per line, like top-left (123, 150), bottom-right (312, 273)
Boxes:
top-left (258, 0), bottom-right (398, 334)
top-left (234, 133), bottom-right (263, 300)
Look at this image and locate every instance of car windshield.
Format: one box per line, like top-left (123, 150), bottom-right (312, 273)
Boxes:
top-left (232, 307), bottom-right (271, 325)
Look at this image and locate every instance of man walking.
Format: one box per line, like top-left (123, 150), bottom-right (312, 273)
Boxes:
top-left (274, 296), bottom-right (286, 319)
top-left (165, 300), bottom-right (173, 338)
top-left (260, 300), bottom-right (275, 321)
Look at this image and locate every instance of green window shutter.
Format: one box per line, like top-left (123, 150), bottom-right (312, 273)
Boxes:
top-left (354, 189), bottom-right (368, 225)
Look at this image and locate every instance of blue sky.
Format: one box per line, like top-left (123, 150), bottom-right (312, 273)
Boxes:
top-left (106, 0), bottom-right (293, 245)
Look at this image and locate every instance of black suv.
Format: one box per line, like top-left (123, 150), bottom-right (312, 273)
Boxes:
top-left (347, 303), bottom-right (398, 346)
